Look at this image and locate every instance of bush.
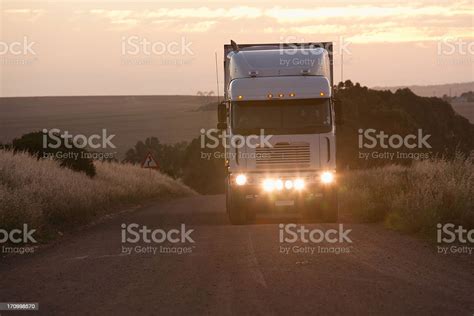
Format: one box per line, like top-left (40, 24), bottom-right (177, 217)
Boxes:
top-left (11, 131), bottom-right (96, 177)
top-left (181, 135), bottom-right (226, 194)
top-left (123, 137), bottom-right (188, 179)
top-left (124, 134), bottom-right (226, 194)
top-left (340, 155), bottom-right (474, 236)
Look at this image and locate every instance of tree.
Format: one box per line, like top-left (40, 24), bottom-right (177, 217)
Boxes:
top-left (10, 131), bottom-right (96, 177)
top-left (124, 137), bottom-right (188, 179)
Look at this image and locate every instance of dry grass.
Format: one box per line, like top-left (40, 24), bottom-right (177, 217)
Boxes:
top-left (0, 150), bottom-right (195, 239)
top-left (340, 155), bottom-right (474, 234)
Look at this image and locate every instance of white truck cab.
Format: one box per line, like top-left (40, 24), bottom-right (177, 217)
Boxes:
top-left (218, 41), bottom-right (342, 224)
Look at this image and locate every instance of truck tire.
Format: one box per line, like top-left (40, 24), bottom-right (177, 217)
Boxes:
top-left (321, 188), bottom-right (339, 223)
top-left (226, 181), bottom-right (247, 225)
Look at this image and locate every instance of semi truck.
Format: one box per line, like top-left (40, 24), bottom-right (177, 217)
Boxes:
top-left (217, 41), bottom-right (342, 225)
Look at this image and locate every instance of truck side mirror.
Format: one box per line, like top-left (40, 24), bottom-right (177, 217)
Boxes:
top-left (334, 98), bottom-right (343, 125)
top-left (217, 101), bottom-right (228, 130)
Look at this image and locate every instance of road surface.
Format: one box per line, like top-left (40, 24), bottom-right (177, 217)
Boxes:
top-left (0, 195), bottom-right (472, 315)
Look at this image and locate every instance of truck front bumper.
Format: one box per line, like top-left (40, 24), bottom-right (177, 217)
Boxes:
top-left (229, 183), bottom-right (335, 211)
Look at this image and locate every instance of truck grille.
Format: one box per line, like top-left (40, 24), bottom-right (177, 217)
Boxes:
top-left (255, 142), bottom-right (310, 169)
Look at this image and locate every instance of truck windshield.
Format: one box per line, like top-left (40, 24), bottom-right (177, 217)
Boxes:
top-left (231, 98), bottom-right (331, 135)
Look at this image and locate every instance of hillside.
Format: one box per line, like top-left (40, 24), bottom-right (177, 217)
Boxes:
top-left (2, 85), bottom-right (473, 183)
top-left (373, 81), bottom-right (474, 98)
top-left (336, 81), bottom-right (474, 169)
top-left (0, 95), bottom-right (217, 159)
top-left (445, 92), bottom-right (474, 123)
top-left (451, 101), bottom-right (474, 123)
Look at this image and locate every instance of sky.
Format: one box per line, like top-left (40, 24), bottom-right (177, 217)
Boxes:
top-left (0, 0), bottom-right (473, 97)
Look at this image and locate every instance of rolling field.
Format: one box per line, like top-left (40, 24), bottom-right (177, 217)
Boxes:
top-left (0, 96), bottom-right (217, 159)
top-left (451, 101), bottom-right (474, 123)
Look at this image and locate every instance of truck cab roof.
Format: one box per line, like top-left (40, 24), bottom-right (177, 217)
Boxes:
top-left (226, 47), bottom-right (331, 83)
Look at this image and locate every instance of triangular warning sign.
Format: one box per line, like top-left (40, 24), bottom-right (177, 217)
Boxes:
top-left (141, 152), bottom-right (159, 169)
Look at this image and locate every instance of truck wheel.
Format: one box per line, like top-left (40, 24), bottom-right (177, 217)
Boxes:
top-left (226, 181), bottom-right (247, 225)
top-left (321, 188), bottom-right (339, 223)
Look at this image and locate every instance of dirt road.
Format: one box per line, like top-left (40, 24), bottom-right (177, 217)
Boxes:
top-left (0, 195), bottom-right (472, 315)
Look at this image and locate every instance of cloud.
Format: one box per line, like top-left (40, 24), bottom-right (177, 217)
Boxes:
top-left (86, 6), bottom-right (261, 22)
top-left (264, 4), bottom-right (473, 23)
top-left (180, 21), bottom-right (217, 33)
top-left (3, 8), bottom-right (46, 22)
top-left (139, 6), bottom-right (262, 19)
top-left (4, 2), bottom-right (472, 42)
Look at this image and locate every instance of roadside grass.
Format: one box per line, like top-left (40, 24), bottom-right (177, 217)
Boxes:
top-left (339, 155), bottom-right (474, 236)
top-left (0, 150), bottom-right (195, 241)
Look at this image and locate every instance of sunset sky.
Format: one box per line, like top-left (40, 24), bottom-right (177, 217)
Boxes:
top-left (1, 0), bottom-right (473, 96)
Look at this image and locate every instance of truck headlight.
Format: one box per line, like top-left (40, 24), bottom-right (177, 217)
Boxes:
top-left (263, 179), bottom-right (275, 192)
top-left (235, 174), bottom-right (247, 186)
top-left (320, 171), bottom-right (334, 184)
top-left (294, 179), bottom-right (305, 190)
top-left (275, 179), bottom-right (284, 191)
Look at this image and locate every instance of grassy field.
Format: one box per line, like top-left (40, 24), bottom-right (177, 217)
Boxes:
top-left (340, 155), bottom-right (474, 235)
top-left (451, 100), bottom-right (474, 123)
top-left (1, 149), bottom-right (472, 241)
top-left (0, 150), bottom-right (195, 240)
top-left (0, 96), bottom-right (217, 159)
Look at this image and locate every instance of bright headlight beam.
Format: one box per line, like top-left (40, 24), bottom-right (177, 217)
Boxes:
top-left (263, 179), bottom-right (275, 192)
top-left (284, 180), bottom-right (293, 189)
top-left (276, 179), bottom-right (284, 191)
top-left (320, 171), bottom-right (334, 184)
top-left (294, 179), bottom-right (305, 190)
top-left (235, 174), bottom-right (247, 186)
